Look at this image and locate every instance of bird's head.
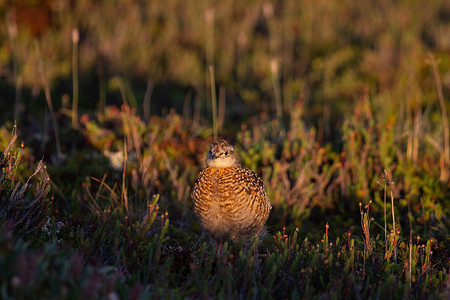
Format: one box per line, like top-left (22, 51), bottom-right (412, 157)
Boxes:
top-left (206, 139), bottom-right (238, 167)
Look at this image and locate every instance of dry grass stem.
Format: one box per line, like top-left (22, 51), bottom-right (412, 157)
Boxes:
top-left (426, 52), bottom-right (449, 182)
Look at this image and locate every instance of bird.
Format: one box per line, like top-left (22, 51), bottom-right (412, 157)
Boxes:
top-left (191, 139), bottom-right (272, 242)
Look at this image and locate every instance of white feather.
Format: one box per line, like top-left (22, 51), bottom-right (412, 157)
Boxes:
top-left (207, 156), bottom-right (236, 167)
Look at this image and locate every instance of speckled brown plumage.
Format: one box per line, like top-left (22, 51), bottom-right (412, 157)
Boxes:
top-left (191, 139), bottom-right (272, 241)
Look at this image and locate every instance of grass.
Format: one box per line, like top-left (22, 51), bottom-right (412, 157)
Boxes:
top-left (0, 0), bottom-right (449, 299)
top-left (0, 102), bottom-right (448, 299)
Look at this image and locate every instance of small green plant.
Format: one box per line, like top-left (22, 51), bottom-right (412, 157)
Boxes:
top-left (359, 200), bottom-right (373, 257)
top-left (385, 227), bottom-right (400, 261)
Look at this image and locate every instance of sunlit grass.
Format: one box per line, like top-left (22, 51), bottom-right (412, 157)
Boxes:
top-left (1, 102), bottom-right (448, 298)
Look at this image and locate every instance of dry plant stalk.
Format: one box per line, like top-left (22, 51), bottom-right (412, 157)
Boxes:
top-left (270, 58), bottom-right (282, 119)
top-left (72, 28), bottom-right (79, 129)
top-left (384, 191), bottom-right (399, 261)
top-left (426, 52), bottom-right (449, 182)
top-left (143, 79), bottom-right (154, 121)
top-left (122, 140), bottom-right (129, 215)
top-left (384, 171), bottom-right (387, 256)
top-left (391, 190), bottom-right (397, 262)
top-left (34, 40), bottom-right (63, 162)
top-left (218, 85), bottom-right (226, 132)
top-left (209, 65), bottom-right (218, 140)
top-left (378, 169), bottom-right (395, 259)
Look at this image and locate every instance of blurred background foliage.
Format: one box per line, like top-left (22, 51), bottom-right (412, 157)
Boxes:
top-left (0, 0), bottom-right (449, 130)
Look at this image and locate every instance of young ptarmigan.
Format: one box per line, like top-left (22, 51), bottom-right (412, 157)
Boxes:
top-left (191, 139), bottom-right (272, 242)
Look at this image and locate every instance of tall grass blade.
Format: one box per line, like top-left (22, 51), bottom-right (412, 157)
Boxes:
top-left (72, 28), bottom-right (79, 129)
top-left (209, 65), bottom-right (218, 140)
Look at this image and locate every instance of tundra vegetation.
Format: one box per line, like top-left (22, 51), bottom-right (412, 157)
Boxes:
top-left (0, 0), bottom-right (449, 299)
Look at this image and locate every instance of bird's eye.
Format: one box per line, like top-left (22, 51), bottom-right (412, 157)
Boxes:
top-left (224, 151), bottom-right (228, 156)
